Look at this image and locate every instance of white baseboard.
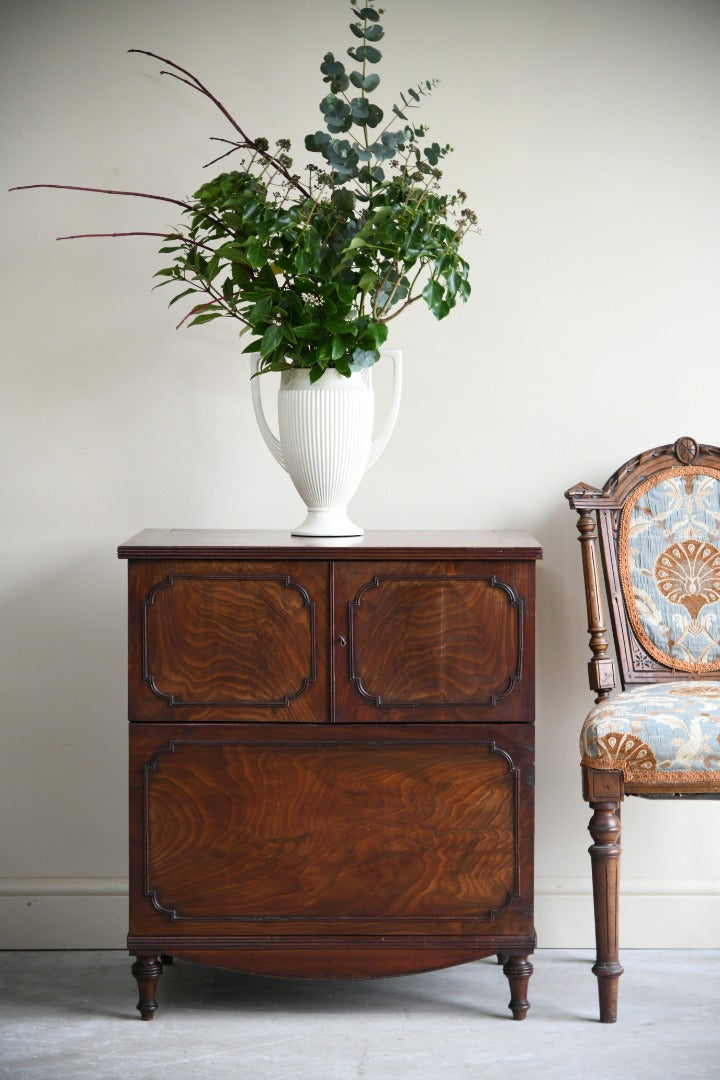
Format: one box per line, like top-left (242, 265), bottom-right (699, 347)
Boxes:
top-left (1, 877), bottom-right (719, 950)
top-left (536, 877), bottom-right (720, 948)
top-left (0, 879), bottom-right (127, 949)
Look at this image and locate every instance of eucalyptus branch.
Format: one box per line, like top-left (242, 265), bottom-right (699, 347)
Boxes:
top-left (14, 2), bottom-right (474, 381)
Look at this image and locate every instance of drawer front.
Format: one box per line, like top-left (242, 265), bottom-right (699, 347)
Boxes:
top-left (333, 560), bottom-right (536, 723)
top-left (129, 723), bottom-right (534, 940)
top-left (128, 561), bottom-right (329, 722)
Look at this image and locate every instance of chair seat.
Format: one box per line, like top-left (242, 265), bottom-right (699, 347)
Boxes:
top-left (581, 681), bottom-right (720, 790)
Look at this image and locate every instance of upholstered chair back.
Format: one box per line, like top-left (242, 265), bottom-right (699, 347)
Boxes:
top-left (567, 437), bottom-right (720, 694)
top-left (619, 467), bottom-right (720, 674)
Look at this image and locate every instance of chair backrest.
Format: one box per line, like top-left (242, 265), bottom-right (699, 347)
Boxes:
top-left (566, 436), bottom-right (720, 699)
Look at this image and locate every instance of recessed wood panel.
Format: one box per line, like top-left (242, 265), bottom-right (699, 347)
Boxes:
top-left (338, 569), bottom-right (523, 718)
top-left (143, 739), bottom-right (517, 924)
top-left (143, 573), bottom-right (315, 708)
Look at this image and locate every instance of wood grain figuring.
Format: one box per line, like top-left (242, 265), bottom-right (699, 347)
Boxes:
top-left (123, 532), bottom-right (541, 1018)
top-left (128, 560), bottom-right (330, 722)
top-left (348, 574), bottom-right (521, 706)
top-left (143, 740), bottom-right (516, 922)
top-left (143, 574), bottom-right (315, 707)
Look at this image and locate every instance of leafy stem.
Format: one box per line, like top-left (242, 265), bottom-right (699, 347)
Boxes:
top-left (12, 1), bottom-right (476, 382)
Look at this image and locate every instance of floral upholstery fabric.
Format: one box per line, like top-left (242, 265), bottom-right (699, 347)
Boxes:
top-left (581, 681), bottom-right (720, 789)
top-left (619, 468), bottom-right (720, 672)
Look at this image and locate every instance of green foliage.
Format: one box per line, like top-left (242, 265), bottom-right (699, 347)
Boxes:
top-left (148, 0), bottom-right (478, 381)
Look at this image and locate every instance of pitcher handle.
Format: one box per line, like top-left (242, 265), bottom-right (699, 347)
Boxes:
top-left (250, 355), bottom-right (286, 471)
top-left (367, 349), bottom-right (402, 469)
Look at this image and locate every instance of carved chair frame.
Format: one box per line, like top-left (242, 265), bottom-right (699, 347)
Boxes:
top-left (565, 435), bottom-right (720, 1021)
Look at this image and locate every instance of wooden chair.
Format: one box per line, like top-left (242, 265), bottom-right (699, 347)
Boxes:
top-left (565, 436), bottom-right (720, 1022)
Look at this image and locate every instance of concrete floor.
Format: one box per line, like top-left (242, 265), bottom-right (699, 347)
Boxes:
top-left (1, 950), bottom-right (718, 1079)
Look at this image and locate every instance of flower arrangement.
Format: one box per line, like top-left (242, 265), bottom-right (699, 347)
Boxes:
top-left (13, 0), bottom-right (476, 381)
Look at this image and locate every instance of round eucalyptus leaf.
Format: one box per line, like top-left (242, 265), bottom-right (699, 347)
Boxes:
top-left (350, 347), bottom-right (379, 369)
top-left (320, 94), bottom-right (351, 121)
top-left (347, 44), bottom-right (382, 64)
top-left (362, 25), bottom-right (384, 42)
top-left (350, 97), bottom-right (371, 121)
top-left (304, 130), bottom-right (331, 152)
top-left (320, 53), bottom-right (346, 78)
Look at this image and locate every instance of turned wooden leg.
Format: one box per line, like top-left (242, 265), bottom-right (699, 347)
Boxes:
top-left (131, 955), bottom-right (163, 1021)
top-left (588, 800), bottom-right (624, 1023)
top-left (502, 954), bottom-right (533, 1020)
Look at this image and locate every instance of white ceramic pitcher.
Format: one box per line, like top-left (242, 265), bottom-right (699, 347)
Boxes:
top-left (251, 350), bottom-right (402, 537)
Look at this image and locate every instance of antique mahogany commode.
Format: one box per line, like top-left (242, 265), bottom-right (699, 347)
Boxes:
top-left (118, 529), bottom-right (542, 1020)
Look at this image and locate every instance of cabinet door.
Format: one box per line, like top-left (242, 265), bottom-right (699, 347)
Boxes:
top-left (129, 722), bottom-right (534, 949)
top-left (333, 560), bottom-right (536, 723)
top-left (128, 560), bottom-right (329, 723)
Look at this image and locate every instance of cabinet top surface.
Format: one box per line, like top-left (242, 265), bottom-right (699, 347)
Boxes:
top-left (118, 529), bottom-right (542, 561)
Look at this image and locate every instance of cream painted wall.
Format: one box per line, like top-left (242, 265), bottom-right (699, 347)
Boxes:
top-left (2, 0), bottom-right (720, 950)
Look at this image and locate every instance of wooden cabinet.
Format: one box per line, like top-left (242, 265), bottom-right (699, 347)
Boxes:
top-left (119, 530), bottom-right (541, 1020)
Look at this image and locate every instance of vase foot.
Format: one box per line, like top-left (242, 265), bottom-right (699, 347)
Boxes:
top-left (291, 508), bottom-right (363, 537)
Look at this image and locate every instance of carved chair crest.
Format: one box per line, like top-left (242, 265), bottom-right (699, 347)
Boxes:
top-left (566, 436), bottom-right (720, 697)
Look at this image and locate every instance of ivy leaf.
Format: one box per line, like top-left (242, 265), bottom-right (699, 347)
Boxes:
top-left (249, 295), bottom-right (274, 322)
top-left (358, 270), bottom-right (378, 292)
top-left (241, 338), bottom-right (264, 355)
top-left (246, 239), bottom-right (267, 268)
top-left (332, 188), bottom-right (356, 213)
top-left (293, 323), bottom-right (323, 339)
top-left (260, 323), bottom-right (284, 357)
top-left (330, 335), bottom-right (346, 360)
top-left (422, 278), bottom-right (444, 314)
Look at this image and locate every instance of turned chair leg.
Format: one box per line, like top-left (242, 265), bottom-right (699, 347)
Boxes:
top-left (588, 800), bottom-right (624, 1022)
top-left (502, 954), bottom-right (533, 1020)
top-left (131, 955), bottom-right (163, 1020)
